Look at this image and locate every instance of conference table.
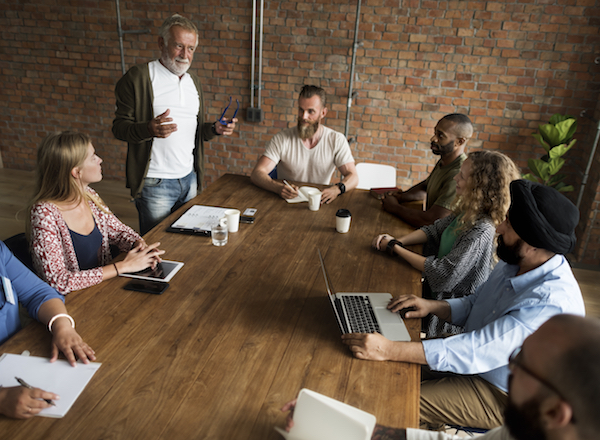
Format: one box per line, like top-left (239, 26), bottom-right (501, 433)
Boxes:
top-left (0, 174), bottom-right (422, 439)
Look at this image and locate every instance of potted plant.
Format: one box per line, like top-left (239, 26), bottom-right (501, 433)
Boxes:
top-left (523, 114), bottom-right (577, 192)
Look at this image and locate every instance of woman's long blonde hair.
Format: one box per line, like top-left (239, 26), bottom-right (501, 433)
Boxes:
top-left (29, 131), bottom-right (109, 214)
top-left (454, 150), bottom-right (520, 232)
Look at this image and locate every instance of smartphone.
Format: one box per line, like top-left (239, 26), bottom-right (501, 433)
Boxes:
top-left (123, 279), bottom-right (169, 295)
top-left (241, 208), bottom-right (257, 224)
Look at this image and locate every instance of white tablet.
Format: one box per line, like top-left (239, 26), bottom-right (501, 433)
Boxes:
top-left (119, 260), bottom-right (184, 283)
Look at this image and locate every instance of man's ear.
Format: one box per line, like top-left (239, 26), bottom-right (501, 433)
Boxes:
top-left (158, 36), bottom-right (165, 51)
top-left (455, 136), bottom-right (467, 147)
top-left (540, 396), bottom-right (573, 429)
top-left (321, 106), bottom-right (328, 119)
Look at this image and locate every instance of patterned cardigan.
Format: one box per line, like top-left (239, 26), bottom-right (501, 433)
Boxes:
top-left (421, 214), bottom-right (496, 338)
top-left (30, 188), bottom-right (141, 294)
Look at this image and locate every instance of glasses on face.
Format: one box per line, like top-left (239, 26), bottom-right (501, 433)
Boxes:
top-left (508, 346), bottom-right (566, 401)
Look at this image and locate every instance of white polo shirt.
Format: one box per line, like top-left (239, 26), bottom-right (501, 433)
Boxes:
top-left (147, 60), bottom-right (200, 179)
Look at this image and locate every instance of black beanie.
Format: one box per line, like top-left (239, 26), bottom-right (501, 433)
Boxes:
top-left (508, 180), bottom-right (579, 254)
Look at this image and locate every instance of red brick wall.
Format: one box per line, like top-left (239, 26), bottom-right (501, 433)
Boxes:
top-left (1, 0), bottom-right (599, 262)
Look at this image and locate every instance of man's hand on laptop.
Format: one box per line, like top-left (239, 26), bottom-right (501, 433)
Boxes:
top-left (341, 332), bottom-right (393, 361)
top-left (388, 295), bottom-right (451, 322)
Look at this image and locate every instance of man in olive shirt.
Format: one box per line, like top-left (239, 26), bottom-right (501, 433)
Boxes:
top-left (382, 114), bottom-right (473, 227)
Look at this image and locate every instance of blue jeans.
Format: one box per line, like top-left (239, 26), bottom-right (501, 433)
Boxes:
top-left (135, 171), bottom-right (197, 235)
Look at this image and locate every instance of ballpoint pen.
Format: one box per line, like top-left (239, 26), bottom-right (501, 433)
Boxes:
top-left (15, 377), bottom-right (56, 406)
top-left (283, 180), bottom-right (297, 193)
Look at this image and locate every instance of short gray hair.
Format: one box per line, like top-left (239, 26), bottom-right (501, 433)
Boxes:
top-left (159, 14), bottom-right (199, 45)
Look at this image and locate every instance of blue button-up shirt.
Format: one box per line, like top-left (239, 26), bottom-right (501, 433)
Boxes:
top-left (0, 242), bottom-right (64, 345)
top-left (423, 254), bottom-right (585, 391)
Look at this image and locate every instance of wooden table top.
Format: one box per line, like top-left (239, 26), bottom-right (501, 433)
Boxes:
top-left (0, 174), bottom-right (422, 439)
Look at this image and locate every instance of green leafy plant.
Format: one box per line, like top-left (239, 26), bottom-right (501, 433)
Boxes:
top-left (523, 114), bottom-right (576, 192)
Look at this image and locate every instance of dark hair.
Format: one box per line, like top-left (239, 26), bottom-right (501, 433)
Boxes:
top-left (299, 85), bottom-right (326, 107)
top-left (440, 113), bottom-right (474, 139)
top-left (548, 314), bottom-right (600, 440)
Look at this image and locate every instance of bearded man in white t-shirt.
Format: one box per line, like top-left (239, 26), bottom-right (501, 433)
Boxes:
top-left (251, 85), bottom-right (358, 204)
top-left (113, 14), bottom-right (237, 235)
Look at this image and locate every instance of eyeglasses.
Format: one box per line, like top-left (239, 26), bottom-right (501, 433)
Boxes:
top-left (508, 346), bottom-right (566, 401)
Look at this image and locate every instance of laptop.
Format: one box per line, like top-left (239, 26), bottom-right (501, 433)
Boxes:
top-left (318, 249), bottom-right (411, 342)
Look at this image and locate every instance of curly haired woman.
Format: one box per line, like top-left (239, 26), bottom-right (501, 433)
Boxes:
top-left (373, 150), bottom-right (520, 337)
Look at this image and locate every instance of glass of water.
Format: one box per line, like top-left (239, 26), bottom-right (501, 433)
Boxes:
top-left (211, 219), bottom-right (228, 246)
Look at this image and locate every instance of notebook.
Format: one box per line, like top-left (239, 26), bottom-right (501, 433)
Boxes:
top-left (275, 388), bottom-right (376, 440)
top-left (286, 186), bottom-right (321, 203)
top-left (318, 249), bottom-right (411, 342)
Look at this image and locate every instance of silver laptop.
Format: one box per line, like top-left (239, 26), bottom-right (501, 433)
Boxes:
top-left (318, 250), bottom-right (411, 342)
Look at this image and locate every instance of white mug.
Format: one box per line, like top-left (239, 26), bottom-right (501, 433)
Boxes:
top-left (224, 209), bottom-right (241, 233)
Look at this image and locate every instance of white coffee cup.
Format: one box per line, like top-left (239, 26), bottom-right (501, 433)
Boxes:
top-left (224, 209), bottom-right (241, 233)
top-left (335, 209), bottom-right (351, 233)
top-left (308, 190), bottom-right (322, 211)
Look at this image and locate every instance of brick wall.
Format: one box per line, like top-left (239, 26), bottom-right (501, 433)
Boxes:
top-left (1, 0), bottom-right (599, 263)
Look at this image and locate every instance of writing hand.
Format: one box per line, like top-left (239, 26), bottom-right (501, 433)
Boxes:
top-left (148, 109), bottom-right (177, 138)
top-left (280, 182), bottom-right (299, 199)
top-left (0, 386), bottom-right (59, 419)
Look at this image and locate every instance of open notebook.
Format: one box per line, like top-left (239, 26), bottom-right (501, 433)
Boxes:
top-left (275, 389), bottom-right (376, 440)
top-left (286, 186), bottom-right (322, 203)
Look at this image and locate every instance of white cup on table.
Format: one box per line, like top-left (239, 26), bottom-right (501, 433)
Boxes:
top-left (224, 209), bottom-right (241, 233)
top-left (308, 190), bottom-right (322, 211)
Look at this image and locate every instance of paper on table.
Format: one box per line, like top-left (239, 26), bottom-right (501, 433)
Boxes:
top-left (170, 205), bottom-right (229, 232)
top-left (0, 353), bottom-right (101, 418)
top-left (286, 186), bottom-right (321, 203)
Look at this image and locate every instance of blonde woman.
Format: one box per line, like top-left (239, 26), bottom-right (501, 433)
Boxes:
top-left (373, 150), bottom-right (520, 337)
top-left (29, 131), bottom-right (164, 294)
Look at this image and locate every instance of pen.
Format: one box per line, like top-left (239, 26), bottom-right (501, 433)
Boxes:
top-left (283, 180), bottom-right (297, 193)
top-left (15, 377), bottom-right (56, 406)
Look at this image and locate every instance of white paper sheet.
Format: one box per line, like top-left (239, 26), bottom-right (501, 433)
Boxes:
top-left (0, 353), bottom-right (101, 418)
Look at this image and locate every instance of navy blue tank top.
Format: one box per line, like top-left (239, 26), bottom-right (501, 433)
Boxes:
top-left (69, 221), bottom-right (103, 270)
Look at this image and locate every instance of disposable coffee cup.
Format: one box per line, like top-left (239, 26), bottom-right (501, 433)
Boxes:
top-left (212, 218), bottom-right (228, 246)
top-left (308, 190), bottom-right (321, 211)
top-left (224, 209), bottom-right (241, 233)
top-left (335, 209), bottom-right (351, 233)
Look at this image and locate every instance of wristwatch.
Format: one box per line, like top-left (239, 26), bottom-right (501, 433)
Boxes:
top-left (386, 239), bottom-right (404, 256)
top-left (336, 182), bottom-right (346, 195)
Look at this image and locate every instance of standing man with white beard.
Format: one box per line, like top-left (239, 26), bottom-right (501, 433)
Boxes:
top-left (112, 14), bottom-right (237, 235)
top-left (250, 85), bottom-right (358, 204)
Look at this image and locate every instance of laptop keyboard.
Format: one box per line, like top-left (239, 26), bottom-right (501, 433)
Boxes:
top-left (342, 296), bottom-right (381, 334)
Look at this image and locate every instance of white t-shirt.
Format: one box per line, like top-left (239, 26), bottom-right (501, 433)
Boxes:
top-left (263, 126), bottom-right (354, 185)
top-left (147, 60), bottom-right (200, 179)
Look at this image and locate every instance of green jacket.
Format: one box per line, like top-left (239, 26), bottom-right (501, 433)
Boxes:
top-left (112, 63), bottom-right (215, 198)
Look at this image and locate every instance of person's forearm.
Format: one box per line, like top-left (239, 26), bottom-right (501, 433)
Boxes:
top-left (36, 298), bottom-right (69, 327)
top-left (250, 169), bottom-right (283, 195)
top-left (395, 247), bottom-right (426, 272)
top-left (396, 181), bottom-right (427, 203)
top-left (386, 203), bottom-right (436, 228)
top-left (386, 341), bottom-right (427, 364)
top-left (398, 229), bottom-right (427, 246)
top-left (340, 171), bottom-right (359, 192)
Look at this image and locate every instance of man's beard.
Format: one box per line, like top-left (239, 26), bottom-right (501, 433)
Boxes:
top-left (297, 117), bottom-right (320, 140)
top-left (497, 235), bottom-right (525, 265)
top-left (430, 139), bottom-right (455, 156)
top-left (504, 395), bottom-right (547, 440)
top-left (160, 54), bottom-right (191, 76)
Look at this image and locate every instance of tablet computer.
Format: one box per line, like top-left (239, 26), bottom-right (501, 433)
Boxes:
top-left (119, 260), bottom-right (184, 283)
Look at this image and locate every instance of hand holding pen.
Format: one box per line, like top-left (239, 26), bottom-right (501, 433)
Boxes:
top-left (281, 180), bottom-right (299, 199)
top-left (0, 378), bottom-right (58, 419)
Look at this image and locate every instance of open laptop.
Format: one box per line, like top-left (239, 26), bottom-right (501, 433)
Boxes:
top-left (318, 249), bottom-right (411, 342)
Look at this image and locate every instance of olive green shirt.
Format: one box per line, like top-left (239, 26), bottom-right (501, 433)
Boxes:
top-left (424, 153), bottom-right (466, 210)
